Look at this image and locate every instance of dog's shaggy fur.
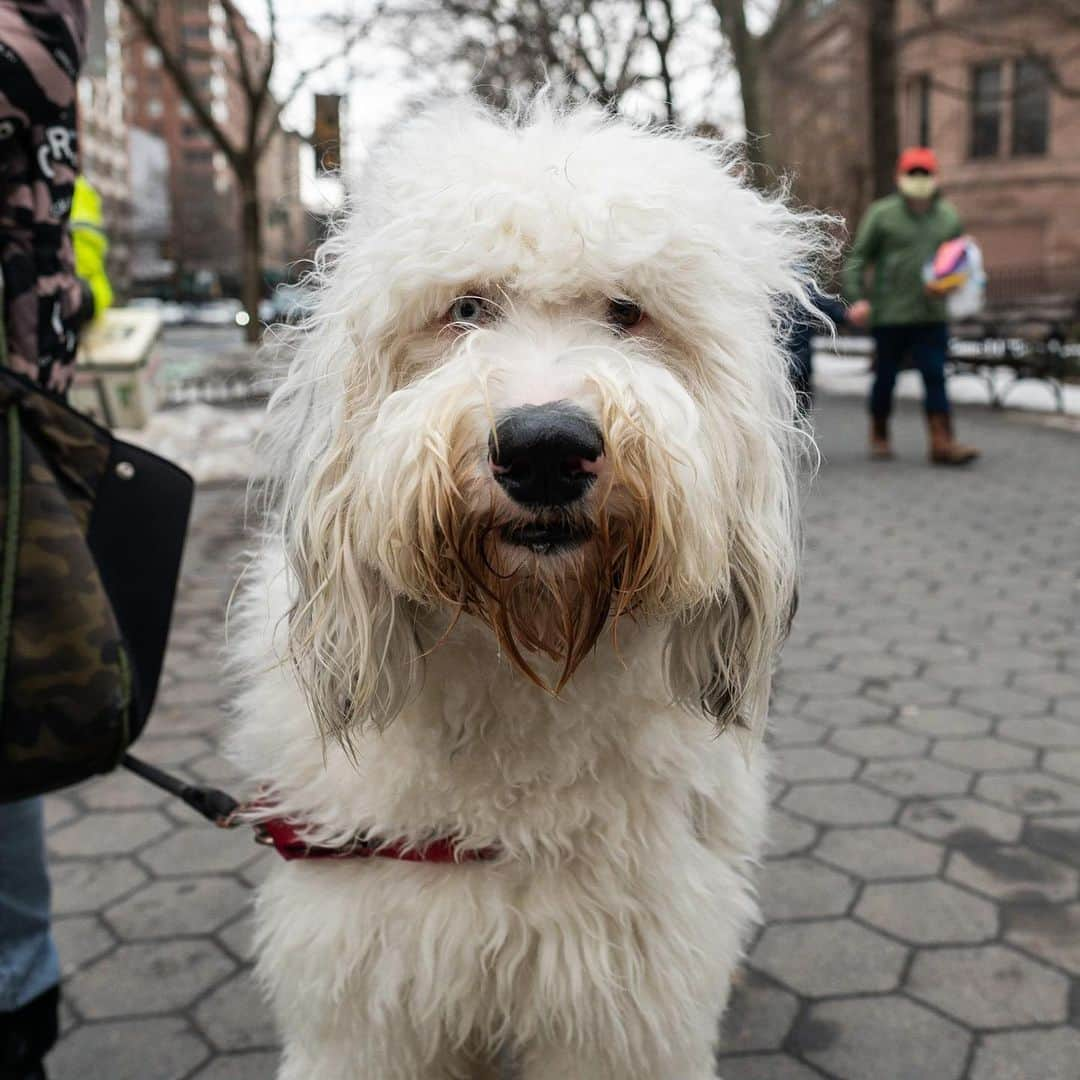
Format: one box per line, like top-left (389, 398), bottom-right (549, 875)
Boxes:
top-left (229, 98), bottom-right (825, 1079)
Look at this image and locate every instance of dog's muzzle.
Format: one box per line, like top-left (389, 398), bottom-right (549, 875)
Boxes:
top-left (489, 403), bottom-right (603, 553)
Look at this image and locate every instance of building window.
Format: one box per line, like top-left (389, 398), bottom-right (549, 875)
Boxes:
top-left (908, 73), bottom-right (931, 146)
top-left (144, 45), bottom-right (161, 67)
top-left (1012, 58), bottom-right (1049, 156)
top-left (971, 62), bottom-right (1002, 158)
top-left (147, 98), bottom-right (163, 118)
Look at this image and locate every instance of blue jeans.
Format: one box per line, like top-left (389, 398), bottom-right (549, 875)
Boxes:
top-left (870, 322), bottom-right (951, 418)
top-left (0, 798), bottom-right (59, 1013)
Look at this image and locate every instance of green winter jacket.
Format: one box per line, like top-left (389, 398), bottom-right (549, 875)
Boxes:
top-left (842, 193), bottom-right (963, 327)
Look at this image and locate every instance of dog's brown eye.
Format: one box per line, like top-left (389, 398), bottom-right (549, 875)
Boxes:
top-left (448, 296), bottom-right (494, 326)
top-left (607, 298), bottom-right (644, 329)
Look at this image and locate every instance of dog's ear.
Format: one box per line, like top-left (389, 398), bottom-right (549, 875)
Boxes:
top-left (665, 527), bottom-right (798, 747)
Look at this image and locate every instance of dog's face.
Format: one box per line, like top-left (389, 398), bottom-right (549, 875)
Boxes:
top-left (273, 100), bottom-right (823, 741)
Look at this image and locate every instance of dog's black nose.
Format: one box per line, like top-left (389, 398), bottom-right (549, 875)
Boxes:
top-left (490, 403), bottom-right (603, 507)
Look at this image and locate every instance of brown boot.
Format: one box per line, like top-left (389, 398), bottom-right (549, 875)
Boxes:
top-left (870, 415), bottom-right (894, 460)
top-left (927, 412), bottom-right (979, 465)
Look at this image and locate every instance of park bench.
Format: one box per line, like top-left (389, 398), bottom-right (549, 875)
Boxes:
top-left (947, 296), bottom-right (1080, 413)
top-left (814, 297), bottom-right (1080, 413)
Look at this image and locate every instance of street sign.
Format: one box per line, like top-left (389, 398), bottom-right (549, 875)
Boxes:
top-left (313, 93), bottom-right (342, 176)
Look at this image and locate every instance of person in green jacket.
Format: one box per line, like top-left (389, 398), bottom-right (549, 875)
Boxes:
top-left (70, 175), bottom-right (113, 321)
top-left (844, 147), bottom-right (979, 465)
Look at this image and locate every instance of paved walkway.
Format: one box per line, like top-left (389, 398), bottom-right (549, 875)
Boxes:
top-left (43, 393), bottom-right (1079, 1079)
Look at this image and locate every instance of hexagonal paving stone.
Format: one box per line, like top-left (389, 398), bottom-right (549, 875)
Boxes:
top-left (779, 670), bottom-right (863, 697)
top-left (833, 653), bottom-right (918, 679)
top-left (52, 915), bottom-right (116, 976)
top-left (66, 939), bottom-right (237, 1018)
top-left (768, 714), bottom-right (827, 747)
top-left (856, 879), bottom-right (997, 944)
top-left (1043, 748), bottom-right (1080, 782)
top-left (1013, 670), bottom-right (1080, 698)
top-left (1003, 899), bottom-right (1080, 975)
top-left (907, 945), bottom-right (1070, 1028)
top-left (43, 794), bottom-right (79, 830)
top-left (759, 858), bottom-right (856, 921)
top-left (829, 724), bottom-right (928, 759)
top-left (139, 824), bottom-right (265, 876)
top-left (978, 647), bottom-right (1059, 673)
top-left (897, 706), bottom-right (993, 738)
top-left (720, 972), bottom-right (799, 1053)
top-left (861, 758), bottom-right (970, 798)
top-left (790, 996), bottom-right (969, 1080)
top-left (130, 734), bottom-right (211, 765)
top-left (997, 716), bottom-right (1079, 749)
top-left (948, 846), bottom-right (1079, 903)
top-left (765, 809), bottom-right (817, 858)
top-left (920, 661), bottom-right (1010, 690)
top-left (50, 858), bottom-right (149, 916)
top-left (899, 797), bottom-right (1023, 845)
top-left (715, 1054), bottom-right (820, 1080)
top-left (777, 646), bottom-right (837, 673)
top-left (80, 770), bottom-right (175, 811)
top-left (106, 876), bottom-right (252, 940)
top-left (958, 687), bottom-right (1050, 720)
top-left (932, 737), bottom-right (1036, 772)
top-left (971, 1027), bottom-right (1080, 1080)
top-left (1024, 815), bottom-right (1080, 869)
top-left (750, 920), bottom-right (907, 997)
top-left (780, 781), bottom-right (898, 827)
top-left (48, 810), bottom-right (173, 857)
top-left (774, 745), bottom-right (858, 782)
top-left (974, 771), bottom-right (1080, 814)
top-left (217, 913), bottom-right (257, 963)
top-left (799, 697), bottom-right (894, 729)
top-left (193, 971), bottom-right (278, 1051)
top-left (814, 825), bottom-right (944, 880)
top-left (50, 1017), bottom-right (209, 1080)
top-left (188, 1052), bottom-right (282, 1080)
top-left (866, 678), bottom-right (952, 709)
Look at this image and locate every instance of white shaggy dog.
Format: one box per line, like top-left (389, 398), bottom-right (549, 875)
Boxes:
top-left (230, 98), bottom-right (824, 1080)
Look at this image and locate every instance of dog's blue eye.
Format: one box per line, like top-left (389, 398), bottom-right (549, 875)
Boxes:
top-left (448, 296), bottom-right (493, 325)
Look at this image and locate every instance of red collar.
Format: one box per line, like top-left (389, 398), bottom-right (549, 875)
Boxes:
top-left (251, 814), bottom-right (499, 863)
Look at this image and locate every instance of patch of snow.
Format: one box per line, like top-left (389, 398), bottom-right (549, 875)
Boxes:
top-left (117, 404), bottom-right (265, 484)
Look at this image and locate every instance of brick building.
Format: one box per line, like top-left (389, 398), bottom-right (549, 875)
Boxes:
top-left (123, 0), bottom-right (308, 293)
top-left (764, 0), bottom-right (1080, 300)
top-left (80, 0), bottom-right (132, 294)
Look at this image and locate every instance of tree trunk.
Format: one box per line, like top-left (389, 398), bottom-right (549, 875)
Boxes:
top-left (714, 0), bottom-right (770, 189)
top-left (238, 163), bottom-right (262, 345)
top-left (868, 0), bottom-right (900, 198)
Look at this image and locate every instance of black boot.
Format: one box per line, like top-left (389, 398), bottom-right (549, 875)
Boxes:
top-left (0, 985), bottom-right (58, 1080)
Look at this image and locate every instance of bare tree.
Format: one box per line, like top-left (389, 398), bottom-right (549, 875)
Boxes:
top-left (710, 0), bottom-right (808, 186)
top-left (119, 0), bottom-right (369, 341)
top-left (385, 0), bottom-right (724, 127)
top-left (868, 0), bottom-right (899, 197)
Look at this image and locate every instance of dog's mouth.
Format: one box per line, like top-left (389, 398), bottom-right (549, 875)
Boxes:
top-left (500, 521), bottom-right (591, 555)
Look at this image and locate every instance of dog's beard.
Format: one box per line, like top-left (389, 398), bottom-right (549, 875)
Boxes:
top-left (419, 479), bottom-right (663, 694)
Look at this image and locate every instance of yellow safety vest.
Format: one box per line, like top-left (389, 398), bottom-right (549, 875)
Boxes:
top-left (71, 176), bottom-right (114, 319)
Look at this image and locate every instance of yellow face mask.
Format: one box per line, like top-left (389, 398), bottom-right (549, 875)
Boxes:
top-left (898, 174), bottom-right (938, 200)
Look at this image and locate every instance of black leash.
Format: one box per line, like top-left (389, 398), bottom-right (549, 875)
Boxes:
top-left (121, 753), bottom-right (242, 827)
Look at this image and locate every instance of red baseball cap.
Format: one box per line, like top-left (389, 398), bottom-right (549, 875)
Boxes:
top-left (897, 146), bottom-right (939, 174)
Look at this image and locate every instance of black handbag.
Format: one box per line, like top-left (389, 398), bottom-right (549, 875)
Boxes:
top-left (0, 365), bottom-right (193, 801)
